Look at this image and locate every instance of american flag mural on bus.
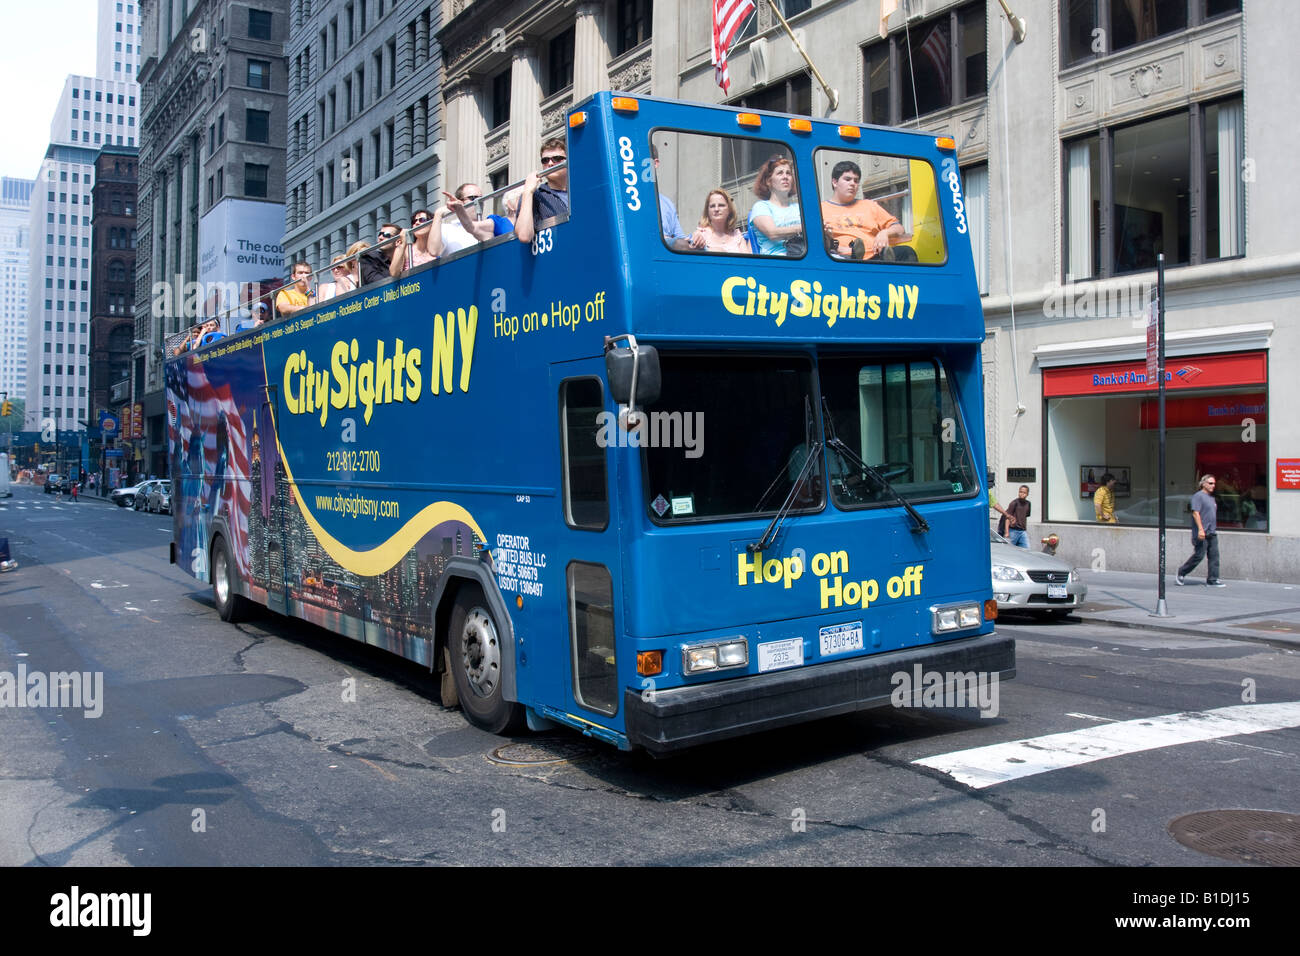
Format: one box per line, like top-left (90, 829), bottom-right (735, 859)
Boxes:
top-left (165, 353), bottom-right (254, 582)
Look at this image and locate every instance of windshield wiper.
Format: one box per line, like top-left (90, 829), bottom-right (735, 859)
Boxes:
top-left (749, 396), bottom-right (821, 554)
top-left (821, 397), bottom-right (930, 534)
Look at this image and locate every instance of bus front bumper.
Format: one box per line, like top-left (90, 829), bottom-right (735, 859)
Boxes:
top-left (624, 632), bottom-right (1015, 755)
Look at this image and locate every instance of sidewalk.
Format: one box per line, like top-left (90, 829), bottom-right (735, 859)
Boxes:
top-left (1073, 568), bottom-right (1300, 649)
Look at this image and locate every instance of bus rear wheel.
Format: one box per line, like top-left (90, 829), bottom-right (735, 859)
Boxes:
top-left (211, 535), bottom-right (250, 623)
top-left (448, 584), bottom-right (525, 735)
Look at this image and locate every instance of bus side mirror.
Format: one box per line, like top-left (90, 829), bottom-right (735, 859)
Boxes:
top-left (605, 342), bottom-right (660, 406)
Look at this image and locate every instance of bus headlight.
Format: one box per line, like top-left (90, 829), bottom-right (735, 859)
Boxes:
top-left (684, 646), bottom-right (718, 673)
top-left (717, 641), bottom-right (748, 667)
top-left (683, 639), bottom-right (749, 674)
top-left (931, 602), bottom-right (982, 634)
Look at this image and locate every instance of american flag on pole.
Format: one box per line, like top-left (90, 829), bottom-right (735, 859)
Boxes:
top-left (712, 0), bottom-right (756, 93)
top-left (918, 23), bottom-right (951, 104)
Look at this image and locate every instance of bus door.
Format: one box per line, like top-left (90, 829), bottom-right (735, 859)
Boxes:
top-left (552, 360), bottom-right (624, 732)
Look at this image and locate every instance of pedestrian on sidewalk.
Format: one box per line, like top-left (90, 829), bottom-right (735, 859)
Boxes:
top-left (1176, 474), bottom-right (1225, 587)
top-left (1094, 473), bottom-right (1118, 523)
top-left (994, 485), bottom-right (1033, 548)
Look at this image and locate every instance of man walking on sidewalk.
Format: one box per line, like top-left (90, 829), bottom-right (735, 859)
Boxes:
top-left (1176, 474), bottom-right (1225, 587)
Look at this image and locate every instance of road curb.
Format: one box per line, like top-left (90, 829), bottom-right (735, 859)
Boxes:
top-left (1070, 611), bottom-right (1300, 652)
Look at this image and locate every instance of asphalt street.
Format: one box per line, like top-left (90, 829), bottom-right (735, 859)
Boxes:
top-left (2, 482), bottom-right (1298, 866)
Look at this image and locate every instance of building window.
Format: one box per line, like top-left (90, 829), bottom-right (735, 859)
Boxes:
top-left (1064, 97), bottom-right (1242, 279)
top-left (490, 70), bottom-right (511, 129)
top-left (245, 163), bottom-right (269, 198)
top-left (1043, 350), bottom-right (1267, 531)
top-left (615, 0), bottom-right (652, 56)
top-left (1061, 0), bottom-right (1239, 67)
top-left (863, 1), bottom-right (986, 126)
top-left (246, 108), bottom-right (270, 143)
top-left (547, 27), bottom-right (575, 95)
top-left (249, 9), bottom-right (273, 40)
top-left (247, 59), bottom-right (271, 89)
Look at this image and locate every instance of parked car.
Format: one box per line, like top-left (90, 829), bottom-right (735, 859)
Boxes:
top-left (111, 480), bottom-right (151, 509)
top-left (145, 481), bottom-right (172, 515)
top-left (990, 529), bottom-right (1087, 619)
top-left (43, 474), bottom-right (65, 494)
top-left (133, 479), bottom-right (165, 510)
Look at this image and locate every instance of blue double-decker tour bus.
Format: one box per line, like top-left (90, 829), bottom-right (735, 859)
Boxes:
top-left (166, 92), bottom-right (1013, 753)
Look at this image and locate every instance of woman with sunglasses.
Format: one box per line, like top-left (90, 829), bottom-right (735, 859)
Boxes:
top-left (388, 210), bottom-right (445, 277)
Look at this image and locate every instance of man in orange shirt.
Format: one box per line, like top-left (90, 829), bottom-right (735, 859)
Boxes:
top-left (275, 262), bottom-right (314, 318)
top-left (820, 160), bottom-right (910, 261)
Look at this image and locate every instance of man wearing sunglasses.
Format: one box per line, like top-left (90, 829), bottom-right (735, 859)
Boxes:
top-left (516, 138), bottom-right (569, 245)
top-left (359, 222), bottom-right (404, 286)
top-left (442, 184), bottom-right (514, 251)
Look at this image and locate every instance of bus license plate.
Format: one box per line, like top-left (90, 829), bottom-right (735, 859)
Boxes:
top-left (1047, 584), bottom-right (1068, 599)
top-left (758, 638), bottom-right (804, 673)
top-left (819, 622), bottom-right (863, 657)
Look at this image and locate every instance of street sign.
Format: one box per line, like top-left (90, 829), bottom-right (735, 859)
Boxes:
top-left (1146, 299), bottom-right (1159, 385)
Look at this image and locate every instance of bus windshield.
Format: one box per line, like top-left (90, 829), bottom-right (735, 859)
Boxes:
top-left (818, 355), bottom-right (976, 507)
top-left (642, 353), bottom-right (821, 521)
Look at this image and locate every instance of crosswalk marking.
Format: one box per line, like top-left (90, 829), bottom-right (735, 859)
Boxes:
top-left (914, 702), bottom-right (1300, 789)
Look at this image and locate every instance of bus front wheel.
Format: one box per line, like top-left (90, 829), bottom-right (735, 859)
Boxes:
top-left (448, 584), bottom-right (525, 735)
top-left (212, 535), bottom-right (250, 623)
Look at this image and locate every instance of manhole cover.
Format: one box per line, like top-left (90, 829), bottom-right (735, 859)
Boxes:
top-left (487, 738), bottom-right (595, 767)
top-left (1169, 809), bottom-right (1300, 866)
top-left (1240, 620), bottom-right (1300, 634)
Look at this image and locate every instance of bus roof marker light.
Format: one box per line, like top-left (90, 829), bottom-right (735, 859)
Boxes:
top-left (737, 113), bottom-right (762, 128)
top-left (838, 125), bottom-right (861, 140)
top-left (611, 97), bottom-right (639, 113)
top-left (569, 111), bottom-right (587, 129)
top-left (788, 118), bottom-right (812, 133)
top-left (936, 136), bottom-right (956, 151)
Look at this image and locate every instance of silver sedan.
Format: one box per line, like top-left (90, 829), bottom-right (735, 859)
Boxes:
top-left (990, 529), bottom-right (1087, 620)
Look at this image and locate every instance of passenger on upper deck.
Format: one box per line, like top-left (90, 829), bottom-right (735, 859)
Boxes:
top-left (275, 262), bottom-right (315, 317)
top-left (174, 318), bottom-right (219, 355)
top-left (749, 156), bottom-right (803, 256)
top-left (515, 138), bottom-right (570, 245)
top-left (651, 145), bottom-right (690, 251)
top-left (442, 184), bottom-right (514, 247)
top-left (689, 189), bottom-right (749, 253)
top-left (390, 210), bottom-right (441, 277)
top-left (820, 160), bottom-right (914, 262)
top-left (360, 224), bottom-right (402, 286)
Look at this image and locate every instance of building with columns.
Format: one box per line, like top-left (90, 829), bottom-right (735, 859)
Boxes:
top-left (437, 0), bottom-right (653, 207)
top-left (281, 0), bottom-right (444, 268)
top-left (135, 0), bottom-right (290, 477)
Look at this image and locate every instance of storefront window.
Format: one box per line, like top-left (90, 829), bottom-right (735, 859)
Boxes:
top-left (1043, 352), bottom-right (1268, 530)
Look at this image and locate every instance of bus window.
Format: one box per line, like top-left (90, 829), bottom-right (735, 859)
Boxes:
top-left (642, 354), bottom-right (821, 522)
top-left (568, 561), bottom-right (617, 716)
top-left (814, 149), bottom-right (947, 265)
top-left (561, 378), bottom-right (609, 530)
top-left (651, 130), bottom-right (805, 257)
top-left (819, 356), bottom-right (975, 507)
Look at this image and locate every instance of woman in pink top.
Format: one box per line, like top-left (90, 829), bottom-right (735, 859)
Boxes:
top-left (689, 189), bottom-right (749, 253)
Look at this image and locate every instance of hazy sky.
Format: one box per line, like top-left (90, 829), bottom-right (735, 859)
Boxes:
top-left (0, 0), bottom-right (101, 182)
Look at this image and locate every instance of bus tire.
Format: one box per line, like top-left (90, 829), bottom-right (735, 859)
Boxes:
top-left (211, 535), bottom-right (249, 623)
top-left (448, 583), bottom-right (525, 735)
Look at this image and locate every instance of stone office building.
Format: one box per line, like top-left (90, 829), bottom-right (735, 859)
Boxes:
top-left (89, 145), bottom-right (139, 425)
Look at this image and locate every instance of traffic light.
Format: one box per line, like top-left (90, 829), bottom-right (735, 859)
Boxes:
top-left (0, 400), bottom-right (11, 417)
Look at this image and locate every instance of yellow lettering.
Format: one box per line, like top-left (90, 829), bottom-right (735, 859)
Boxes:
top-left (721, 277), bottom-right (747, 316)
top-left (457, 306), bottom-right (478, 392)
top-left (790, 279), bottom-right (812, 317)
top-left (737, 551), bottom-right (763, 586)
top-left (283, 351), bottom-right (301, 415)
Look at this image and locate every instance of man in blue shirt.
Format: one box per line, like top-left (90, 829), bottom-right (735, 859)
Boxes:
top-left (651, 144), bottom-right (690, 250)
top-left (1176, 475), bottom-right (1226, 586)
top-left (516, 138), bottom-right (570, 245)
